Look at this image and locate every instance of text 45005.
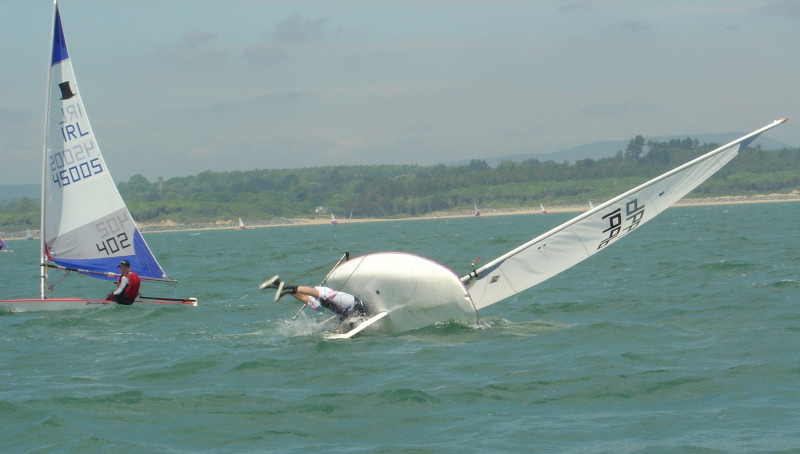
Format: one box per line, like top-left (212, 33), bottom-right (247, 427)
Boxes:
top-left (51, 157), bottom-right (104, 188)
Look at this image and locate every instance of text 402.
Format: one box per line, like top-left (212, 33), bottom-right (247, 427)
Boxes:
top-left (96, 232), bottom-right (131, 256)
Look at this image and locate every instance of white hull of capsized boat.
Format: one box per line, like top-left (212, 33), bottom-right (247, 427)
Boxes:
top-left (324, 252), bottom-right (478, 334)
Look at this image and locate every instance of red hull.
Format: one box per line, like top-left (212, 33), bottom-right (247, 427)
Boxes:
top-left (0, 297), bottom-right (196, 312)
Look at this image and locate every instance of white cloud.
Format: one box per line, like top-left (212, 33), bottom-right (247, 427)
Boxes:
top-left (274, 13), bottom-right (329, 43)
top-left (167, 30), bottom-right (229, 66)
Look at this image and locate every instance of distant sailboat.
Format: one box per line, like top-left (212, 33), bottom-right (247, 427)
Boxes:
top-left (589, 200), bottom-right (594, 210)
top-left (303, 119), bottom-right (787, 336)
top-left (0, 237), bottom-right (10, 252)
top-left (540, 203), bottom-right (548, 215)
top-left (0, 2), bottom-right (196, 311)
top-left (26, 228), bottom-right (34, 240)
top-left (475, 203), bottom-right (481, 218)
top-left (331, 212), bottom-right (337, 225)
top-left (236, 218), bottom-right (246, 230)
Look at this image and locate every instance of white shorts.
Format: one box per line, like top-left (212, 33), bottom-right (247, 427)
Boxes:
top-left (306, 286), bottom-right (358, 312)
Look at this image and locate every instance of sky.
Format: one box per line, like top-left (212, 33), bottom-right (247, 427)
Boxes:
top-left (1, 0), bottom-right (799, 186)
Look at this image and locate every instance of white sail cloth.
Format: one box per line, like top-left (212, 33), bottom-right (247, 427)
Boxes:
top-left (463, 119), bottom-right (787, 310)
top-left (43, 5), bottom-right (168, 281)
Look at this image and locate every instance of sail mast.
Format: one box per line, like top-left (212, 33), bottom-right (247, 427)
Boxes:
top-left (40, 0), bottom-right (58, 299)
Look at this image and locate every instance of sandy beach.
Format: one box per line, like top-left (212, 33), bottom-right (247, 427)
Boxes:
top-left (2, 191), bottom-right (798, 240)
top-left (139, 191), bottom-right (800, 233)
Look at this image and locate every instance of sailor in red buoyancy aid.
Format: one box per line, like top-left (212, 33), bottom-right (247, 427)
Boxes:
top-left (106, 259), bottom-right (140, 305)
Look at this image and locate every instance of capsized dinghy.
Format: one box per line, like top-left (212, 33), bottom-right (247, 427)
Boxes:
top-left (272, 118), bottom-right (787, 337)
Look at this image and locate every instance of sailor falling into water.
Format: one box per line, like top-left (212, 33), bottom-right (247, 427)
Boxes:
top-left (260, 275), bottom-right (367, 320)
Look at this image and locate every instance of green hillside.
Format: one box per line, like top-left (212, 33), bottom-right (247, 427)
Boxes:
top-left (2, 137), bottom-right (798, 233)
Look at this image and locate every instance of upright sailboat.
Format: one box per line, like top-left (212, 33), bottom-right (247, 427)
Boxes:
top-left (315, 119), bottom-right (787, 336)
top-left (236, 218), bottom-right (246, 230)
top-left (0, 2), bottom-right (195, 311)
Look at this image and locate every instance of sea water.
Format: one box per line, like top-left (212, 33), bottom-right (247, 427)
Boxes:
top-left (1, 202), bottom-right (799, 453)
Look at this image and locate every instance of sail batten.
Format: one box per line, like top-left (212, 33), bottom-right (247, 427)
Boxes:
top-left (42, 2), bottom-right (172, 284)
top-left (462, 118), bottom-right (787, 310)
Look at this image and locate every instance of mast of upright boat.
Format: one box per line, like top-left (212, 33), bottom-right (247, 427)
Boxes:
top-left (39, 1), bottom-right (59, 299)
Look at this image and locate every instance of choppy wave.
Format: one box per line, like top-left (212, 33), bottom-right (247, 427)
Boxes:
top-left (2, 203), bottom-right (800, 452)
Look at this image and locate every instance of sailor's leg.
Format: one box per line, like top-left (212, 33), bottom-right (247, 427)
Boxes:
top-left (275, 284), bottom-right (319, 300)
top-left (289, 293), bottom-right (310, 305)
top-left (293, 286), bottom-right (321, 298)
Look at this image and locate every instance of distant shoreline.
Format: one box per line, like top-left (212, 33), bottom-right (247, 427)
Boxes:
top-left (3, 192), bottom-right (799, 240)
top-left (139, 192), bottom-right (800, 234)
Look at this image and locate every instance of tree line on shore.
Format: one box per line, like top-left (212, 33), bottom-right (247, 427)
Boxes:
top-left (2, 137), bottom-right (799, 231)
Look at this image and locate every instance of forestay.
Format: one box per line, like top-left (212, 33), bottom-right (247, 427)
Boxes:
top-left (43, 5), bottom-right (170, 282)
top-left (462, 118), bottom-right (788, 310)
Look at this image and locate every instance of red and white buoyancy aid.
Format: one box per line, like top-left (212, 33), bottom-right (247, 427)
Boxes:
top-left (118, 271), bottom-right (140, 300)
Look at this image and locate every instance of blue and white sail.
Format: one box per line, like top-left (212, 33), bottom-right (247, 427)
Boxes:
top-left (42, 3), bottom-right (171, 283)
top-left (462, 118), bottom-right (788, 310)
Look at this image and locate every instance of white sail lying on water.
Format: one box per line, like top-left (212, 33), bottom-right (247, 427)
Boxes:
top-left (462, 118), bottom-right (788, 310)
